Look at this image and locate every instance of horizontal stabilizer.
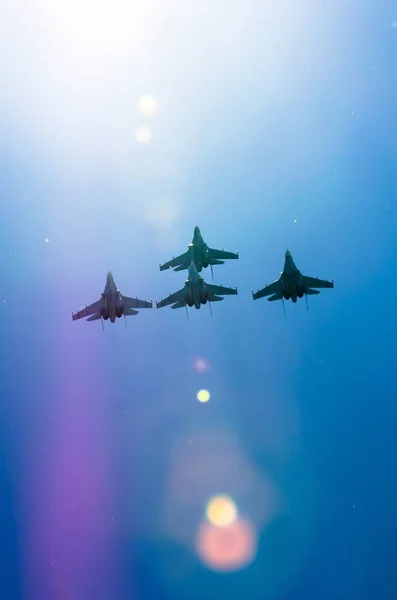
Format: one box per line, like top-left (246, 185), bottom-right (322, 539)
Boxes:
top-left (174, 264), bottom-right (189, 271)
top-left (122, 295), bottom-right (152, 309)
top-left (305, 288), bottom-right (320, 295)
top-left (303, 275), bottom-right (334, 289)
top-left (209, 259), bottom-right (224, 266)
top-left (268, 293), bottom-right (283, 302)
top-left (209, 296), bottom-right (224, 302)
top-left (86, 313), bottom-right (102, 321)
top-left (124, 308), bottom-right (139, 316)
top-left (208, 248), bottom-right (239, 261)
top-left (170, 300), bottom-right (187, 309)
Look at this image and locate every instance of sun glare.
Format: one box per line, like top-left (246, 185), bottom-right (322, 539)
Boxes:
top-left (40, 0), bottom-right (152, 59)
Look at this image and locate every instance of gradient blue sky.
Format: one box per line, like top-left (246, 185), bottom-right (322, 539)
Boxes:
top-left (1, 1), bottom-right (397, 598)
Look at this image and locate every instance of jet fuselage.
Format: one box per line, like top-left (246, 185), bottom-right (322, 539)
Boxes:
top-left (187, 226), bottom-right (211, 272)
top-left (280, 251), bottom-right (305, 303)
top-left (101, 272), bottom-right (124, 322)
top-left (184, 261), bottom-right (208, 309)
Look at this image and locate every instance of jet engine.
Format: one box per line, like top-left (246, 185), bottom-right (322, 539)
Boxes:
top-left (200, 289), bottom-right (208, 304)
top-left (102, 309), bottom-right (109, 320)
top-left (186, 293), bottom-right (193, 307)
top-left (116, 307), bottom-right (123, 318)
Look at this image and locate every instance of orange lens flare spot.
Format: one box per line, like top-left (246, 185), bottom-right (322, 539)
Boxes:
top-left (196, 517), bottom-right (257, 573)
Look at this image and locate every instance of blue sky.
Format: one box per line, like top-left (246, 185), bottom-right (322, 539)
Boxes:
top-left (1, 1), bottom-right (397, 598)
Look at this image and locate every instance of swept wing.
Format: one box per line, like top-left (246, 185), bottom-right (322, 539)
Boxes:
top-left (156, 288), bottom-right (185, 309)
top-left (122, 295), bottom-right (153, 309)
top-left (159, 251), bottom-right (191, 272)
top-left (252, 280), bottom-right (281, 301)
top-left (302, 275), bottom-right (334, 289)
top-left (72, 299), bottom-right (101, 321)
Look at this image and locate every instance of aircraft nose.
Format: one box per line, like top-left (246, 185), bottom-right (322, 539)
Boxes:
top-left (285, 249), bottom-right (291, 258)
top-left (194, 226), bottom-right (200, 235)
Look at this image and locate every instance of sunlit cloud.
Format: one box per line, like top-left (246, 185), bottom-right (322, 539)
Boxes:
top-left (135, 127), bottom-right (152, 143)
top-left (196, 516), bottom-right (257, 573)
top-left (206, 495), bottom-right (237, 528)
top-left (138, 94), bottom-right (158, 116)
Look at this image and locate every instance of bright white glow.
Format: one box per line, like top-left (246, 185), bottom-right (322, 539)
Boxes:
top-left (135, 127), bottom-right (152, 143)
top-left (36, 0), bottom-right (152, 59)
top-left (138, 95), bottom-right (158, 116)
top-left (197, 390), bottom-right (210, 403)
top-left (1, 0), bottom-right (352, 211)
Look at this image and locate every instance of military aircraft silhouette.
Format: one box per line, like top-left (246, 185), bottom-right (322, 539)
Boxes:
top-left (159, 226), bottom-right (238, 280)
top-left (157, 260), bottom-right (237, 317)
top-left (252, 250), bottom-right (334, 312)
top-left (72, 272), bottom-right (152, 328)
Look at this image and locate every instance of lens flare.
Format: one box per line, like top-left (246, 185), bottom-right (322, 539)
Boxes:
top-left (193, 358), bottom-right (210, 373)
top-left (196, 516), bottom-right (257, 573)
top-left (138, 94), bottom-right (158, 116)
top-left (135, 127), bottom-right (152, 143)
top-left (145, 198), bottom-right (179, 230)
top-left (197, 389), bottom-right (210, 403)
top-left (206, 495), bottom-right (237, 528)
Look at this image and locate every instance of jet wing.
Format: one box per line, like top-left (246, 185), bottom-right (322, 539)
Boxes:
top-left (205, 283), bottom-right (238, 300)
top-left (72, 299), bottom-right (101, 321)
top-left (208, 247), bottom-right (239, 261)
top-left (302, 275), bottom-right (334, 289)
top-left (159, 251), bottom-right (191, 272)
top-left (156, 288), bottom-right (185, 309)
top-left (252, 280), bottom-right (281, 301)
top-left (122, 295), bottom-right (153, 309)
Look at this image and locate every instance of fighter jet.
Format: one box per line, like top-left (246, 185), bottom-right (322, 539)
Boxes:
top-left (159, 226), bottom-right (238, 278)
top-left (72, 272), bottom-right (152, 328)
top-left (157, 260), bottom-right (237, 315)
top-left (252, 250), bottom-right (334, 311)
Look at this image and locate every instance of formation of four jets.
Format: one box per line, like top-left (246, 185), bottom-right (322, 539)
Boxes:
top-left (72, 226), bottom-right (334, 327)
